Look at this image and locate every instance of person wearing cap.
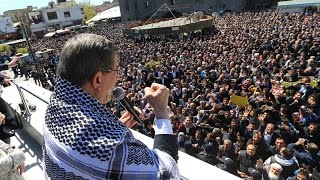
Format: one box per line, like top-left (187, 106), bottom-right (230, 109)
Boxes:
top-left (264, 147), bottom-right (299, 179)
top-left (177, 132), bottom-right (186, 149)
top-left (262, 163), bottom-right (285, 180)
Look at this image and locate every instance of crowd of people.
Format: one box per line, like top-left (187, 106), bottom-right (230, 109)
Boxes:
top-left (1, 10), bottom-right (320, 179)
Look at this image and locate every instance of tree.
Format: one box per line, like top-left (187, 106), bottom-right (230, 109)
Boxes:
top-left (17, 47), bottom-right (28, 54)
top-left (83, 4), bottom-right (97, 22)
top-left (0, 44), bottom-right (11, 53)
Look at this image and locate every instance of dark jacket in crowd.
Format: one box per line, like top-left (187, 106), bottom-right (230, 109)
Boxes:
top-left (238, 150), bottom-right (260, 174)
top-left (288, 143), bottom-right (320, 168)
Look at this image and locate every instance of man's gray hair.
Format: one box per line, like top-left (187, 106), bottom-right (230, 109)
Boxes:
top-left (57, 33), bottom-right (116, 86)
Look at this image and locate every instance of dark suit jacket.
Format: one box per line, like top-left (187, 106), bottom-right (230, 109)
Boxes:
top-left (218, 145), bottom-right (237, 161)
top-left (263, 132), bottom-right (280, 146)
top-left (0, 64), bottom-right (9, 71)
top-left (267, 145), bottom-right (281, 156)
top-left (157, 77), bottom-right (170, 88)
top-left (154, 134), bottom-right (178, 161)
top-left (154, 71), bottom-right (161, 77)
top-left (171, 71), bottom-right (181, 79)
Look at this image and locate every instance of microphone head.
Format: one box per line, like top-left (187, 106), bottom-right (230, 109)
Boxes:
top-left (112, 87), bottom-right (125, 100)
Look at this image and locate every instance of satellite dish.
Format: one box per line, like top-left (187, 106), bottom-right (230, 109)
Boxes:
top-left (191, 11), bottom-right (204, 22)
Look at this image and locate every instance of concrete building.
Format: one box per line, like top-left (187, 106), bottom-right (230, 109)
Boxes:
top-left (3, 6), bottom-right (33, 23)
top-left (2, 1), bottom-right (83, 38)
top-left (119, 0), bottom-right (271, 21)
top-left (0, 17), bottom-right (17, 40)
top-left (41, 5), bottom-right (84, 29)
top-left (28, 3), bottom-right (84, 37)
top-left (277, 0), bottom-right (320, 13)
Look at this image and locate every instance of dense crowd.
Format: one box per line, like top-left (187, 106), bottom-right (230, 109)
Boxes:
top-left (1, 10), bottom-right (320, 179)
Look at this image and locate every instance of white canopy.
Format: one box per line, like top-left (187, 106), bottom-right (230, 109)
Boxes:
top-left (86, 6), bottom-right (121, 24)
top-left (278, 0), bottom-right (320, 12)
top-left (43, 32), bottom-right (56, 38)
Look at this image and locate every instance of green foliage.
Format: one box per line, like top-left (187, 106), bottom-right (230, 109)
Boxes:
top-left (83, 4), bottom-right (96, 22)
top-left (0, 44), bottom-right (11, 53)
top-left (17, 48), bottom-right (28, 54)
top-left (145, 60), bottom-right (161, 71)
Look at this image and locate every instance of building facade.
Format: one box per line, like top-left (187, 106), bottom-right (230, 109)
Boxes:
top-left (0, 17), bottom-right (17, 40)
top-left (28, 5), bottom-right (84, 37)
top-left (119, 0), bottom-right (271, 21)
top-left (3, 6), bottom-right (33, 23)
top-left (41, 5), bottom-right (84, 29)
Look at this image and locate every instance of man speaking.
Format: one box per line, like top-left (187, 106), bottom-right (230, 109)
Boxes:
top-left (43, 34), bottom-right (179, 179)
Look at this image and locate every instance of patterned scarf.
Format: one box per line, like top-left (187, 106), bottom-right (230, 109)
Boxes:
top-left (43, 77), bottom-right (179, 179)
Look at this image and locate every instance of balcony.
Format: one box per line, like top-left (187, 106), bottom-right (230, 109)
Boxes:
top-left (30, 22), bottom-right (47, 32)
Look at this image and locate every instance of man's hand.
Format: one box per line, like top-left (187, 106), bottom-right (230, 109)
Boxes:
top-left (144, 83), bottom-right (169, 119)
top-left (256, 159), bottom-right (264, 169)
top-left (120, 107), bottom-right (144, 128)
top-left (8, 58), bottom-right (18, 68)
top-left (0, 112), bottom-right (5, 125)
top-left (296, 138), bottom-right (306, 146)
top-left (18, 163), bottom-right (25, 175)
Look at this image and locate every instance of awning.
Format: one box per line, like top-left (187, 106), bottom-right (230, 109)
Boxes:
top-left (86, 6), bottom-right (121, 24)
top-left (43, 32), bottom-right (56, 38)
top-left (278, 0), bottom-right (320, 7)
top-left (56, 29), bottom-right (70, 34)
top-left (4, 38), bottom-right (26, 45)
top-left (13, 22), bottom-right (22, 27)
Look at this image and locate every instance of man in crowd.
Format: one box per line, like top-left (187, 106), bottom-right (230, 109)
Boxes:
top-left (2, 10), bottom-right (318, 179)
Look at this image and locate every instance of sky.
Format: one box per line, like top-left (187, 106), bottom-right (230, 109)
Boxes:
top-left (0, 0), bottom-right (109, 15)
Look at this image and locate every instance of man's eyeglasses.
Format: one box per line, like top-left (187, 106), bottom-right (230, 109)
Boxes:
top-left (101, 67), bottom-right (120, 74)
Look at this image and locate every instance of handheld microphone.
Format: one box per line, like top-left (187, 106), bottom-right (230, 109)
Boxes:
top-left (112, 87), bottom-right (145, 128)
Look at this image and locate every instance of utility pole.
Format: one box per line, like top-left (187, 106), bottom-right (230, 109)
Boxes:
top-left (18, 15), bottom-right (36, 62)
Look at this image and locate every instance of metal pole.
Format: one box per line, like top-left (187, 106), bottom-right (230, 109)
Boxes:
top-left (143, 3), bottom-right (167, 25)
top-left (19, 16), bottom-right (36, 62)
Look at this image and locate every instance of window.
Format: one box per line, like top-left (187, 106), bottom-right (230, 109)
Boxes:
top-left (64, 11), bottom-right (71, 18)
top-left (47, 12), bottom-right (58, 20)
top-left (37, 15), bottom-right (42, 21)
top-left (144, 0), bottom-right (149, 8)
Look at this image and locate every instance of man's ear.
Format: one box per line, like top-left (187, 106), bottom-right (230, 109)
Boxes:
top-left (91, 71), bottom-right (103, 89)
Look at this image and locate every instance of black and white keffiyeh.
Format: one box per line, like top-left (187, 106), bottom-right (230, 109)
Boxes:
top-left (43, 77), bottom-right (179, 180)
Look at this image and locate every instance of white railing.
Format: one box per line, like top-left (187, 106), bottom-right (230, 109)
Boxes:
top-left (1, 81), bottom-right (240, 180)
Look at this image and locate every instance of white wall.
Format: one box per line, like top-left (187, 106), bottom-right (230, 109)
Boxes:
top-left (30, 22), bottom-right (47, 32)
top-left (278, 7), bottom-right (305, 13)
top-left (0, 17), bottom-right (15, 34)
top-left (42, 6), bottom-right (84, 27)
top-left (28, 11), bottom-right (41, 21)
